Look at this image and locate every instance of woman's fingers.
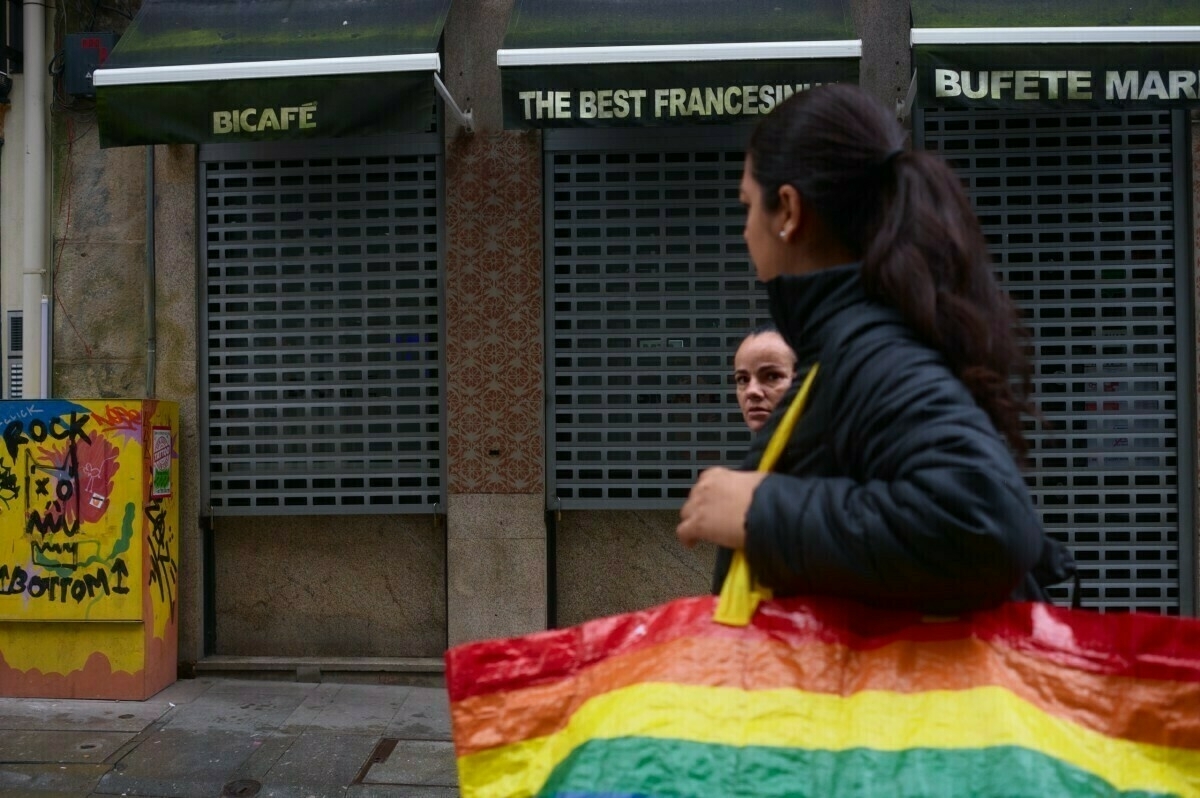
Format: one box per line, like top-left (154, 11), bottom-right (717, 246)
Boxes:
top-left (677, 469), bottom-right (765, 550)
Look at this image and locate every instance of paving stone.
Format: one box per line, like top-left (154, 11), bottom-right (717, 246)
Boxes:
top-left (0, 680), bottom-right (456, 797)
top-left (289, 684), bottom-right (412, 734)
top-left (96, 729), bottom-right (265, 798)
top-left (96, 776), bottom-right (232, 798)
top-left (384, 688), bottom-right (451, 741)
top-left (161, 684), bottom-right (311, 733)
top-left (258, 732), bottom-right (380, 792)
top-left (361, 740), bottom-right (457, 788)
top-left (0, 730), bottom-right (133, 763)
top-left (0, 762), bottom-right (109, 794)
top-left (348, 786), bottom-right (458, 798)
top-left (152, 677), bottom-right (221, 705)
top-left (275, 683), bottom-right (344, 732)
top-left (224, 731), bottom-right (300, 783)
top-left (243, 785), bottom-right (347, 798)
top-left (0, 697), bottom-right (171, 733)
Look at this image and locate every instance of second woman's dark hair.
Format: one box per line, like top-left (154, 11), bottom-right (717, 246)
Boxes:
top-left (747, 83), bottom-right (1033, 456)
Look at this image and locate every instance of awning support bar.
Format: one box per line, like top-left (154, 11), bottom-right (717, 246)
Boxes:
top-left (434, 73), bottom-right (474, 133)
top-left (897, 70), bottom-right (917, 123)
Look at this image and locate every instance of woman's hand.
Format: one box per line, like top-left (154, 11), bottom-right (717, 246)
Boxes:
top-left (676, 468), bottom-right (768, 549)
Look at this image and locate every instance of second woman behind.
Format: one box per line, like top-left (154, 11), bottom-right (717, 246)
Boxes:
top-left (734, 324), bottom-right (796, 433)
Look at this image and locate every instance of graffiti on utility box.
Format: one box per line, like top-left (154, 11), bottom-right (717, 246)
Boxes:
top-left (0, 399), bottom-right (178, 622)
top-left (0, 399), bottom-right (180, 699)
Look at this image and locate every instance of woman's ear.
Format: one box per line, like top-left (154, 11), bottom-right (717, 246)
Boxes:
top-left (776, 184), bottom-right (804, 242)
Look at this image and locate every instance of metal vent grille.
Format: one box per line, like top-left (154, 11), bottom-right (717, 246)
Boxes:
top-left (200, 142), bottom-right (443, 514)
top-left (546, 131), bottom-right (767, 508)
top-left (8, 312), bottom-right (22, 355)
top-left (6, 311), bottom-right (21, 400)
top-left (922, 109), bottom-right (1185, 614)
top-left (7, 364), bottom-right (20, 400)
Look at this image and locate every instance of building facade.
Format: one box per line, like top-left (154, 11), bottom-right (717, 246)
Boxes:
top-left (0, 0), bottom-right (1195, 680)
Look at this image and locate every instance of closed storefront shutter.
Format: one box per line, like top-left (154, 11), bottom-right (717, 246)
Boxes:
top-left (199, 138), bottom-right (444, 514)
top-left (545, 129), bottom-right (767, 509)
top-left (920, 109), bottom-right (1192, 614)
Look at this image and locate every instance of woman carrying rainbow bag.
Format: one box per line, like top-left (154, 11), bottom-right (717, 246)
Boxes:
top-left (447, 85), bottom-right (1200, 797)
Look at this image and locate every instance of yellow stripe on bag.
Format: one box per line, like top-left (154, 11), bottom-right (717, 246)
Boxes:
top-left (457, 681), bottom-right (1200, 798)
top-left (714, 364), bottom-right (819, 626)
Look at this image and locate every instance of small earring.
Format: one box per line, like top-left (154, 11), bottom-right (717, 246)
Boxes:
top-left (778, 229), bottom-right (788, 240)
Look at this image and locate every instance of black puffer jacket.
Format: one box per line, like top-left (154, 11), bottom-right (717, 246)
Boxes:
top-left (713, 263), bottom-right (1076, 614)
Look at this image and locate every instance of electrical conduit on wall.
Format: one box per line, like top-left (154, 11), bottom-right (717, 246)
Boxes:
top-left (22, 0), bottom-right (46, 398)
top-left (145, 145), bottom-right (155, 397)
top-left (0, 102), bottom-right (6, 393)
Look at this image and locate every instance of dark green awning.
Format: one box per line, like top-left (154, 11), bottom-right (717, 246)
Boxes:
top-left (94, 0), bottom-right (451, 148)
top-left (497, 0), bottom-right (860, 129)
top-left (912, 0), bottom-right (1200, 110)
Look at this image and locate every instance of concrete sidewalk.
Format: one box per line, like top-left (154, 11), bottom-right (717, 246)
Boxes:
top-left (0, 677), bottom-right (458, 798)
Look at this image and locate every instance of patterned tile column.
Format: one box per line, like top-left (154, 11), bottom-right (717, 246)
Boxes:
top-left (444, 130), bottom-right (547, 645)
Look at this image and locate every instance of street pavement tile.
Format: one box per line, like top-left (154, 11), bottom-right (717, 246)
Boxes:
top-left (275, 683), bottom-right (343, 732)
top-left (152, 677), bottom-right (221, 705)
top-left (0, 681), bottom-right (459, 797)
top-left (0, 762), bottom-right (109, 794)
top-left (237, 786), bottom-right (347, 798)
top-left (160, 685), bottom-right (311, 733)
top-left (95, 729), bottom-right (264, 798)
top-left (290, 684), bottom-right (412, 734)
top-left (202, 680), bottom-right (315, 698)
top-left (222, 731), bottom-right (299, 782)
top-left (384, 688), bottom-right (450, 741)
top-left (348, 786), bottom-right (458, 798)
top-left (0, 730), bottom-right (133, 763)
top-left (361, 740), bottom-right (457, 787)
top-left (0, 697), bottom-right (171, 733)
top-left (258, 732), bottom-right (380, 790)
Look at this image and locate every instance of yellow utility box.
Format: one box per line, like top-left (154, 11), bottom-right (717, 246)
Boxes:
top-left (0, 399), bottom-right (179, 699)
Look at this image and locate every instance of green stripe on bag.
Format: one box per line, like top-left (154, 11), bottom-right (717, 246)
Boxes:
top-left (541, 736), bottom-right (1177, 798)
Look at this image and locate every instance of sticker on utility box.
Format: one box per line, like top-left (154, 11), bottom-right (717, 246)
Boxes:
top-left (151, 426), bottom-right (172, 498)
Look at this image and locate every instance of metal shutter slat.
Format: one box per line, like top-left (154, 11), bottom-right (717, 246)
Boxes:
top-left (201, 146), bottom-right (443, 515)
top-left (924, 109), bottom-right (1181, 615)
top-left (547, 132), bottom-right (763, 508)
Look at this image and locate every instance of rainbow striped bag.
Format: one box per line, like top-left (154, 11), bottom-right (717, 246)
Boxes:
top-left (446, 367), bottom-right (1200, 797)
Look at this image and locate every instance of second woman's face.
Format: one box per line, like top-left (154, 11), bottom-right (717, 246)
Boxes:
top-left (740, 159), bottom-right (787, 283)
top-left (735, 331), bottom-right (796, 432)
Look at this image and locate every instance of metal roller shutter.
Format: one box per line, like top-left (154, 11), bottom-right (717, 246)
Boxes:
top-left (919, 109), bottom-right (1195, 614)
top-left (199, 138), bottom-right (444, 515)
top-left (545, 129), bottom-right (766, 509)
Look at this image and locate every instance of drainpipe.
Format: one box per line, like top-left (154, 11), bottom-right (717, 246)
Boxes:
top-left (0, 104), bottom-right (7, 389)
top-left (22, 0), bottom-right (46, 399)
top-left (145, 145), bottom-right (155, 397)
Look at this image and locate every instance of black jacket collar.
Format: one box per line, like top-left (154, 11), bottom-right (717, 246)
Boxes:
top-left (766, 262), bottom-right (865, 362)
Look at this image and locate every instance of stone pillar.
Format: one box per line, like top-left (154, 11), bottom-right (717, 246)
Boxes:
top-left (442, 0), bottom-right (548, 644)
top-left (853, 0), bottom-right (914, 118)
top-left (149, 143), bottom-right (202, 663)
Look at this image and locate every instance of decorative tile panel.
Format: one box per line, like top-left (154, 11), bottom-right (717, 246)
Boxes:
top-left (445, 132), bottom-right (544, 493)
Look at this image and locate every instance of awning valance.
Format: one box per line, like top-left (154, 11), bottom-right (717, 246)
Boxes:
top-left (94, 0), bottom-right (451, 148)
top-left (497, 0), bottom-right (860, 129)
top-left (912, 0), bottom-right (1200, 110)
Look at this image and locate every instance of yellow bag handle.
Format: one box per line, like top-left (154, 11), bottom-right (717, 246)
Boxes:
top-left (714, 363), bottom-right (819, 626)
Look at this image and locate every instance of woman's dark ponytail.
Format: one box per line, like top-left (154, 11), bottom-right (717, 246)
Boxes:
top-left (748, 84), bottom-right (1033, 456)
